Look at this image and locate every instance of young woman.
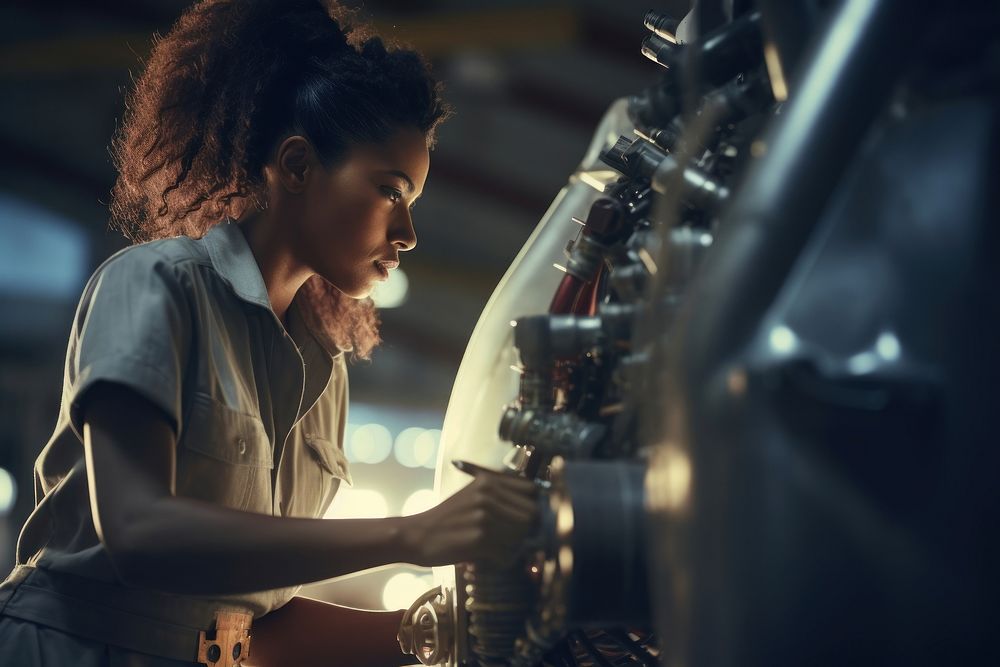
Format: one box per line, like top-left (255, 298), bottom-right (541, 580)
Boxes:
top-left (0, 1), bottom-right (539, 665)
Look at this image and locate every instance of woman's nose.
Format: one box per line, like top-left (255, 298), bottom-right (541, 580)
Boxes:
top-left (392, 209), bottom-right (417, 252)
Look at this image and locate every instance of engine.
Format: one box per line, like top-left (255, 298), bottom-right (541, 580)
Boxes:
top-left (399, 1), bottom-right (1000, 665)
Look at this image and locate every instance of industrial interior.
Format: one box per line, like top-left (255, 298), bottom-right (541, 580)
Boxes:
top-left (1, 0), bottom-right (997, 665)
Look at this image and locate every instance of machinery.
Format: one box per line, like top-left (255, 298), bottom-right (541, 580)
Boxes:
top-left (400, 1), bottom-right (1000, 665)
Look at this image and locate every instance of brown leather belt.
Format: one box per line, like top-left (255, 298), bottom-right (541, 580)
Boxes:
top-left (0, 565), bottom-right (253, 665)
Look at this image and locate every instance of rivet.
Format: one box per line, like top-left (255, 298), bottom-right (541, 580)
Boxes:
top-left (238, 438), bottom-right (247, 455)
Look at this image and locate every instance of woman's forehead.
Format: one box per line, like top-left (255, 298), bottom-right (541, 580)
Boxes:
top-left (353, 131), bottom-right (429, 184)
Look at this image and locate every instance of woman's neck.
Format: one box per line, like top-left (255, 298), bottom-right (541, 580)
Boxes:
top-left (235, 209), bottom-right (313, 328)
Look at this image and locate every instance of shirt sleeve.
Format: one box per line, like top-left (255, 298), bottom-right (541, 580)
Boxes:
top-left (63, 246), bottom-right (192, 441)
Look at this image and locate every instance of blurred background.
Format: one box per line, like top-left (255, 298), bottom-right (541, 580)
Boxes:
top-left (0, 0), bottom-right (688, 610)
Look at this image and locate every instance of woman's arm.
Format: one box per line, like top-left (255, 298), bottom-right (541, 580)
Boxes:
top-left (244, 597), bottom-right (413, 667)
top-left (82, 381), bottom-right (538, 595)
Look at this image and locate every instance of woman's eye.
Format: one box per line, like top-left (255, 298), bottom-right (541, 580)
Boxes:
top-left (382, 186), bottom-right (403, 203)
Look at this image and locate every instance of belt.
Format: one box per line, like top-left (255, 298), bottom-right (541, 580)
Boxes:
top-left (0, 565), bottom-right (252, 666)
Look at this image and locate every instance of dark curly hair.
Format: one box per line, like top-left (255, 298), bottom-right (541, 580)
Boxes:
top-left (108, 0), bottom-right (453, 359)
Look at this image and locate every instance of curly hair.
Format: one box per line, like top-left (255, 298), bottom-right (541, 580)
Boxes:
top-left (108, 0), bottom-right (453, 359)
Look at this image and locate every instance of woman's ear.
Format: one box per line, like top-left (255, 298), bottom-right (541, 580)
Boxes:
top-left (274, 135), bottom-right (314, 193)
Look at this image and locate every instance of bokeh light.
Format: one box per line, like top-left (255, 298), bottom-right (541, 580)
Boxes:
top-left (370, 267), bottom-right (409, 309)
top-left (401, 488), bottom-right (438, 516)
top-left (324, 488), bottom-right (389, 520)
top-left (768, 324), bottom-right (798, 354)
top-left (382, 571), bottom-right (435, 610)
top-left (348, 423), bottom-right (393, 464)
top-left (393, 426), bottom-right (426, 468)
top-left (876, 331), bottom-right (901, 361)
top-left (0, 467), bottom-right (16, 515)
top-left (414, 429), bottom-right (441, 469)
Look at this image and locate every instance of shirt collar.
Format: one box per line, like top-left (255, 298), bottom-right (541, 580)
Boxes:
top-left (203, 217), bottom-right (343, 360)
top-left (203, 217), bottom-right (272, 310)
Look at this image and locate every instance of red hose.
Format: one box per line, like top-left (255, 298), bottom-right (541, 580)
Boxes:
top-left (549, 274), bottom-right (585, 314)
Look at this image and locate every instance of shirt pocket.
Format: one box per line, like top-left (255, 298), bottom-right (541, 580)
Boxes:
top-left (303, 434), bottom-right (352, 485)
top-left (176, 391), bottom-right (273, 511)
top-left (302, 434), bottom-right (353, 517)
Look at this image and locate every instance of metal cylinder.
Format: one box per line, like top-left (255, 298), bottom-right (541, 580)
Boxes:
top-left (560, 460), bottom-right (650, 626)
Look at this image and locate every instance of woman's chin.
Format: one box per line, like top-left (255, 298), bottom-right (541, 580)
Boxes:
top-left (316, 274), bottom-right (373, 300)
top-left (342, 283), bottom-right (375, 300)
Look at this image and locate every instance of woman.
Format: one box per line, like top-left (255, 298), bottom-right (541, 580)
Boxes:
top-left (0, 0), bottom-right (539, 665)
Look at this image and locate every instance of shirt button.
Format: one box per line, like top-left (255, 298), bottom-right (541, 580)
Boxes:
top-left (237, 438), bottom-right (247, 455)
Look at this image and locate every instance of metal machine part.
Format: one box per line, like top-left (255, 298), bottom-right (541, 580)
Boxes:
top-left (642, 0), bottom-right (1000, 666)
top-left (498, 408), bottom-right (606, 460)
top-left (395, 0), bottom-right (987, 663)
top-left (398, 587), bottom-right (457, 666)
top-left (494, 457), bottom-right (656, 667)
top-left (401, 1), bottom-right (776, 661)
top-left (431, 97), bottom-right (636, 505)
top-left (400, 94), bottom-right (640, 667)
top-left (463, 562), bottom-right (538, 667)
top-left (630, 9), bottom-right (765, 127)
top-left (553, 460), bottom-right (650, 628)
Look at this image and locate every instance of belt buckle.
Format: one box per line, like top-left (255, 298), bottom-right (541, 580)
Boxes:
top-left (197, 610), bottom-right (252, 666)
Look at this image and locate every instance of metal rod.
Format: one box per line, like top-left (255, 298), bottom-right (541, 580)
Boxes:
top-left (679, 0), bottom-right (918, 374)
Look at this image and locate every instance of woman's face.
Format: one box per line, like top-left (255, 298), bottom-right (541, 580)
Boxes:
top-left (292, 127), bottom-right (429, 298)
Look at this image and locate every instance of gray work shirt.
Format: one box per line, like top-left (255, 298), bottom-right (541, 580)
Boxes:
top-left (13, 218), bottom-right (353, 617)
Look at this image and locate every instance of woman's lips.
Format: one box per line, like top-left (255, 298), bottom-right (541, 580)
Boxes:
top-left (374, 259), bottom-right (398, 280)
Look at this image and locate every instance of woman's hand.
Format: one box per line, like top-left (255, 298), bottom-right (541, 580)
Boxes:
top-left (400, 472), bottom-right (540, 568)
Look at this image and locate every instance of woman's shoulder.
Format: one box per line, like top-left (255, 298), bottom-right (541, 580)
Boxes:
top-left (73, 235), bottom-right (218, 313)
top-left (96, 235), bottom-right (210, 277)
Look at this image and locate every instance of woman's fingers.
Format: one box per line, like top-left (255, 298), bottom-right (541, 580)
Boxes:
top-left (483, 494), bottom-right (537, 526)
top-left (486, 473), bottom-right (539, 495)
top-left (457, 481), bottom-right (538, 530)
top-left (411, 472), bottom-right (545, 566)
top-left (486, 489), bottom-right (539, 520)
top-left (471, 472), bottom-right (538, 502)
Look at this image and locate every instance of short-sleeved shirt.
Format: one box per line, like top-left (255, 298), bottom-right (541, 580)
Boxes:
top-left (12, 218), bottom-right (353, 617)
